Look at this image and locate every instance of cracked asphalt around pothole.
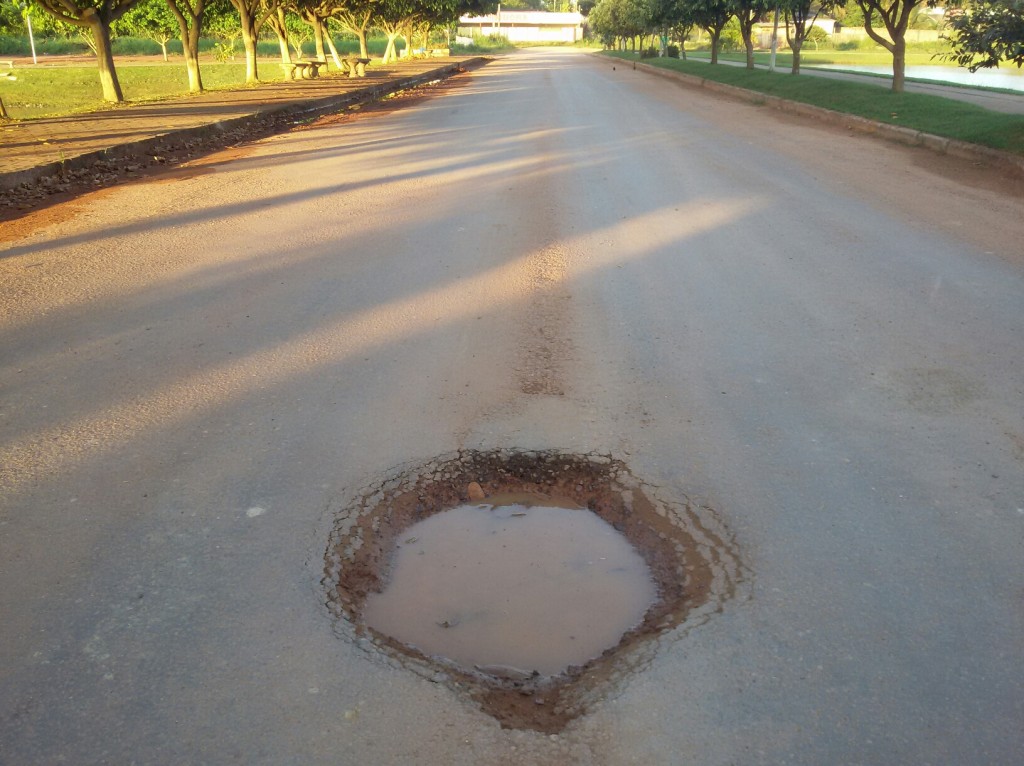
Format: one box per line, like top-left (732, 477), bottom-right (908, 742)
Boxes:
top-left (1, 48), bottom-right (1022, 764)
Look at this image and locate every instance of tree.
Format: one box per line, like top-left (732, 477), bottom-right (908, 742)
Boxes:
top-left (293, 0), bottom-right (335, 63)
top-left (330, 0), bottom-right (375, 59)
top-left (205, 4), bottom-right (242, 59)
top-left (686, 0), bottom-right (732, 63)
top-left (732, 0), bottom-right (770, 68)
top-left (265, 2), bottom-right (295, 68)
top-left (1, 1), bottom-right (22, 35)
top-left (646, 0), bottom-right (673, 53)
top-left (161, 0), bottom-right (226, 92)
top-left (226, 0), bottom-right (275, 81)
top-left (587, 0), bottom-right (617, 45)
top-left (116, 0), bottom-right (177, 59)
top-left (285, 6), bottom-right (311, 58)
top-left (783, 0), bottom-right (838, 74)
top-left (370, 0), bottom-right (472, 63)
top-left (589, 0), bottom-right (652, 49)
top-left (373, 0), bottom-right (415, 63)
top-left (853, 0), bottom-right (934, 91)
top-left (945, 0), bottom-right (1024, 70)
top-left (659, 0), bottom-right (696, 57)
top-left (33, 0), bottom-right (143, 101)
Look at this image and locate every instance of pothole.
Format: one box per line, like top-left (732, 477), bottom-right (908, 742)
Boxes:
top-left (322, 450), bottom-right (742, 733)
top-left (362, 496), bottom-right (658, 676)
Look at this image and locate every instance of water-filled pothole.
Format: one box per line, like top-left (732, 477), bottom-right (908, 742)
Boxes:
top-left (362, 496), bottom-right (657, 677)
top-left (322, 450), bottom-right (741, 733)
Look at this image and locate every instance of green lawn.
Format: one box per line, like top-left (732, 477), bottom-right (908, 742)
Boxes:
top-left (607, 52), bottom-right (1024, 155)
top-left (686, 48), bottom-right (951, 69)
top-left (1, 60), bottom-right (296, 120)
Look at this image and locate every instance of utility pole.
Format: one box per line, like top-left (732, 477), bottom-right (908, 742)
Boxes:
top-left (22, 2), bottom-right (38, 64)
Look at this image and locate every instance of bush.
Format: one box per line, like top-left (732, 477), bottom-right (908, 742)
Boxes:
top-left (666, 44), bottom-right (679, 58)
top-left (836, 35), bottom-right (881, 51)
top-left (0, 35), bottom-right (90, 55)
top-left (213, 39), bottom-right (237, 62)
top-left (720, 19), bottom-right (743, 52)
top-left (641, 46), bottom-right (658, 58)
top-left (0, 34), bottom-right (25, 55)
top-left (256, 40), bottom-right (280, 56)
top-left (111, 37), bottom-right (185, 56)
top-left (805, 26), bottom-right (829, 50)
top-left (451, 32), bottom-right (515, 54)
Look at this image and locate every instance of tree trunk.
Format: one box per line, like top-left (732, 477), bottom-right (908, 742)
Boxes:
top-left (331, 11), bottom-right (371, 59)
top-left (312, 17), bottom-right (325, 61)
top-left (185, 24), bottom-right (203, 91)
top-left (744, 37), bottom-right (754, 69)
top-left (166, 0), bottom-right (205, 92)
top-left (160, 40), bottom-right (168, 61)
top-left (86, 11), bottom-right (124, 102)
top-left (240, 15), bottom-right (259, 82)
top-left (891, 37), bottom-right (906, 92)
top-left (0, 96), bottom-right (8, 119)
top-left (710, 31), bottom-right (720, 64)
top-left (184, 48), bottom-right (202, 90)
top-left (271, 8), bottom-right (291, 64)
top-left (791, 40), bottom-right (802, 74)
top-left (858, 0), bottom-right (907, 93)
top-left (324, 31), bottom-right (343, 68)
top-left (382, 32), bottom-right (399, 64)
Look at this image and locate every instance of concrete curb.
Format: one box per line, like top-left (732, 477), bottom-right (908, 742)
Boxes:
top-left (0, 58), bottom-right (487, 192)
top-left (632, 59), bottom-right (1024, 177)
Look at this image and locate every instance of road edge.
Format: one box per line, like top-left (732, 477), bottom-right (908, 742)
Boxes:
top-left (629, 59), bottom-right (1024, 177)
top-left (0, 57), bottom-right (489, 192)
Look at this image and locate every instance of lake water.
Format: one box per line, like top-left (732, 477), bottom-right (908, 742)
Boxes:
top-left (816, 64), bottom-right (1024, 91)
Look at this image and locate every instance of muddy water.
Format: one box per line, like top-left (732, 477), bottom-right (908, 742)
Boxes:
top-left (362, 498), bottom-right (657, 677)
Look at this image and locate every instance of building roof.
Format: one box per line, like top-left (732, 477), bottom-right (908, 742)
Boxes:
top-left (459, 11), bottom-right (584, 25)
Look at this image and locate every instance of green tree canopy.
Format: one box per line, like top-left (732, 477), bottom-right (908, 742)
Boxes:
top-left (685, 0), bottom-right (733, 63)
top-left (945, 0), bottom-right (1024, 70)
top-left (115, 0), bottom-right (178, 58)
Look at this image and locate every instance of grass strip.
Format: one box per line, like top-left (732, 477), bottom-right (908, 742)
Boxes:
top-left (685, 49), bottom-right (952, 68)
top-left (1, 63), bottom-right (294, 120)
top-left (606, 52), bottom-right (1024, 155)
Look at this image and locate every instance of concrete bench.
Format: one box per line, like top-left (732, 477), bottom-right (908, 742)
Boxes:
top-left (340, 57), bottom-right (371, 78)
top-left (281, 60), bottom-right (326, 80)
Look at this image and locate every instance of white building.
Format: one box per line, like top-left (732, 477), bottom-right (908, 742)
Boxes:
top-left (458, 11), bottom-right (585, 44)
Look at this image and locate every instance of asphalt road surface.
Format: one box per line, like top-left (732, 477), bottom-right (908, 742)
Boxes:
top-left (2, 48), bottom-right (1022, 764)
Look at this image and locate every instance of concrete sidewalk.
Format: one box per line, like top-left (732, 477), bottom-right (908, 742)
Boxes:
top-left (0, 57), bottom-right (485, 190)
